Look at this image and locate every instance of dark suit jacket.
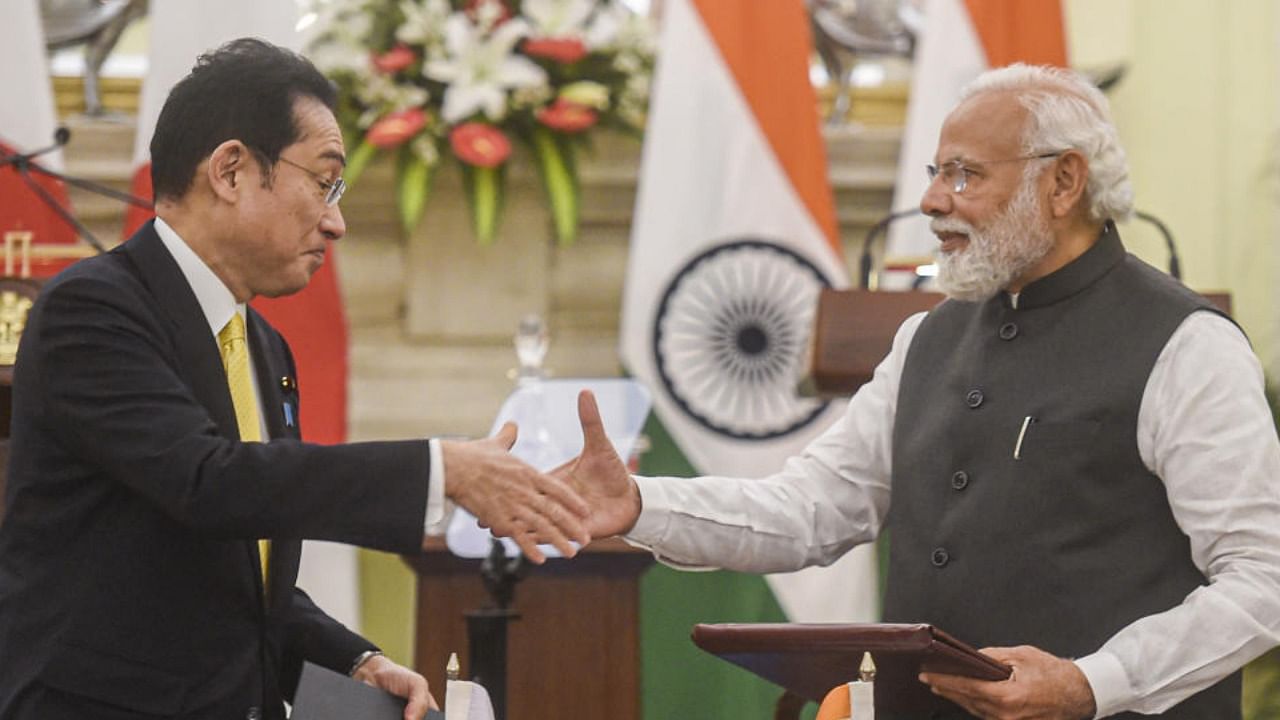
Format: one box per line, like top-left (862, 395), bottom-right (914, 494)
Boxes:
top-left (0, 221), bottom-right (430, 719)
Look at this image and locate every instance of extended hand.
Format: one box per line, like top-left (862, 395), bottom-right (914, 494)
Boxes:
top-left (919, 645), bottom-right (1096, 720)
top-left (352, 654), bottom-right (438, 720)
top-left (549, 390), bottom-right (642, 538)
top-left (440, 423), bottom-right (590, 563)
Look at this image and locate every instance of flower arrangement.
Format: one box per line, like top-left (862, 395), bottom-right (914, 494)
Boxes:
top-left (305, 0), bottom-right (655, 244)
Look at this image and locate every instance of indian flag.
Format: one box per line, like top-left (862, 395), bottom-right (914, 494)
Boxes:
top-left (887, 0), bottom-right (1068, 260)
top-left (124, 0), bottom-right (360, 632)
top-left (620, 0), bottom-right (877, 715)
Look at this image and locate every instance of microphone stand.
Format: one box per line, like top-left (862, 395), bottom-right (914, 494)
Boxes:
top-left (3, 129), bottom-right (153, 255)
top-left (1132, 211), bottom-right (1181, 280)
top-left (466, 539), bottom-right (525, 720)
top-left (858, 208), bottom-right (922, 289)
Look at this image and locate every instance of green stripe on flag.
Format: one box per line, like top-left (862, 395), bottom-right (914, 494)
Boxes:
top-left (638, 413), bottom-right (817, 720)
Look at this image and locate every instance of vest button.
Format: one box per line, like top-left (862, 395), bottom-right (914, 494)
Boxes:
top-left (931, 548), bottom-right (950, 567)
top-left (951, 471), bottom-right (969, 490)
top-left (999, 322), bottom-right (1019, 340)
top-left (246, 707), bottom-right (262, 720)
top-left (965, 389), bottom-right (984, 408)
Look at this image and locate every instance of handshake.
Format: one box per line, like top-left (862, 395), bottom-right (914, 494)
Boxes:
top-left (431, 391), bottom-right (640, 563)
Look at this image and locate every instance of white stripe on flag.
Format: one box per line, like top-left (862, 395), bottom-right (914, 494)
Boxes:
top-left (0, 0), bottom-right (63, 170)
top-left (886, 0), bottom-right (988, 261)
top-left (622, 0), bottom-right (877, 623)
top-left (446, 679), bottom-right (497, 720)
top-left (621, 0), bottom-right (848, 478)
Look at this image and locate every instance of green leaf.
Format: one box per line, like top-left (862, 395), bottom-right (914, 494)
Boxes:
top-left (345, 139), bottom-right (378, 188)
top-left (462, 164), bottom-right (504, 245)
top-left (396, 148), bottom-right (433, 236)
top-left (531, 127), bottom-right (580, 246)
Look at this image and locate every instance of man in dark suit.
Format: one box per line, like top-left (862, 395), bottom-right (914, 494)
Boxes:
top-left (0, 38), bottom-right (589, 720)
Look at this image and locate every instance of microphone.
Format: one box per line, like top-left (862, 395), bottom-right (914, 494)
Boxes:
top-left (0, 127), bottom-right (72, 168)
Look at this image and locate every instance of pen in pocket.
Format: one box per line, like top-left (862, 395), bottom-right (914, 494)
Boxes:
top-left (1013, 415), bottom-right (1036, 460)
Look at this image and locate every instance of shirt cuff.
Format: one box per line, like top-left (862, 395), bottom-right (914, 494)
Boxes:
top-left (624, 475), bottom-right (670, 546)
top-left (423, 439), bottom-right (453, 536)
top-left (623, 475), bottom-right (721, 571)
top-left (1074, 651), bottom-right (1130, 718)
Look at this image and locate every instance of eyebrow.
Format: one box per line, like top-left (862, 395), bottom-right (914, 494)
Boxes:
top-left (319, 149), bottom-right (347, 167)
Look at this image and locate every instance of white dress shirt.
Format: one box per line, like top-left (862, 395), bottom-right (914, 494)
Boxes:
top-left (153, 218), bottom-right (446, 533)
top-left (627, 307), bottom-right (1280, 717)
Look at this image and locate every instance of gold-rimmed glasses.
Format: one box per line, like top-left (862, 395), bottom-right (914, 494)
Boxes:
top-left (926, 151), bottom-right (1065, 194)
top-left (275, 155), bottom-right (346, 207)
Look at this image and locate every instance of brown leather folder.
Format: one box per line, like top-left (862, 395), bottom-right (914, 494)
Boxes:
top-left (691, 623), bottom-right (1010, 713)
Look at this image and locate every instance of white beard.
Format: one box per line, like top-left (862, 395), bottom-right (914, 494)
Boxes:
top-left (931, 179), bottom-right (1055, 302)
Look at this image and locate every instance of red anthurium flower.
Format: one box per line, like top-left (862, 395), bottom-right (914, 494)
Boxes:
top-left (371, 44), bottom-right (416, 74)
top-left (523, 37), bottom-right (588, 64)
top-left (536, 99), bottom-right (598, 133)
top-left (450, 123), bottom-right (512, 167)
top-left (365, 108), bottom-right (428, 148)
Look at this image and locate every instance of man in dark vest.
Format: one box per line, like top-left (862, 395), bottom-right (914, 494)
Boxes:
top-left (560, 64), bottom-right (1280, 718)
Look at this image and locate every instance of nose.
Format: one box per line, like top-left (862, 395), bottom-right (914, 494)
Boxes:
top-left (920, 172), bottom-right (953, 218)
top-left (320, 203), bottom-right (346, 241)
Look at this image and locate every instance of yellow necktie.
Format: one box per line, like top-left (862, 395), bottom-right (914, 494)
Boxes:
top-left (217, 313), bottom-right (270, 584)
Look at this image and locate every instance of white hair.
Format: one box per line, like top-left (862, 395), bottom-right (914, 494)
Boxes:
top-left (960, 63), bottom-right (1134, 223)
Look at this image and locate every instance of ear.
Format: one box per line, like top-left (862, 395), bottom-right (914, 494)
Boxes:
top-left (206, 140), bottom-right (252, 204)
top-left (1047, 150), bottom-right (1089, 219)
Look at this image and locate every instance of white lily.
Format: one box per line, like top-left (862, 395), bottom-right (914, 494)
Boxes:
top-left (587, 0), bottom-right (655, 53)
top-left (423, 13), bottom-right (548, 123)
top-left (523, 0), bottom-right (596, 38)
top-left (584, 0), bottom-right (624, 48)
top-left (301, 0), bottom-right (374, 74)
top-left (396, 0), bottom-right (451, 46)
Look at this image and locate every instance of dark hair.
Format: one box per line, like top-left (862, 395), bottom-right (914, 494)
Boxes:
top-left (149, 37), bottom-right (337, 201)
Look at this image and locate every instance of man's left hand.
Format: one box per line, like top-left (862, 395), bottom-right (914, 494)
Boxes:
top-left (919, 645), bottom-right (1096, 720)
top-left (352, 654), bottom-right (439, 720)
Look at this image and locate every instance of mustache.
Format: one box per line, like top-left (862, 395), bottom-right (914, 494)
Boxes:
top-left (930, 218), bottom-right (975, 235)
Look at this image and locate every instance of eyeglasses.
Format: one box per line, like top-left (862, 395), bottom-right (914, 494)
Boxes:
top-left (926, 151), bottom-right (1065, 194)
top-left (275, 155), bottom-right (346, 207)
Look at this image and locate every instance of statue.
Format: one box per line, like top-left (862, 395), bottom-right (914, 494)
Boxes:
top-left (808, 0), bottom-right (920, 125)
top-left (41, 0), bottom-right (149, 116)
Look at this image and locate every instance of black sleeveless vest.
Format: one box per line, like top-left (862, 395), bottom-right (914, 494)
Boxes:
top-left (882, 226), bottom-right (1241, 719)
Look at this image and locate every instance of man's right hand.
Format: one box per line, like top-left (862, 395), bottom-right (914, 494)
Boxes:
top-left (550, 390), bottom-right (643, 538)
top-left (438, 424), bottom-right (590, 563)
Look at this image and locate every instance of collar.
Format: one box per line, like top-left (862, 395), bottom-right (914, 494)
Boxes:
top-left (1004, 221), bottom-right (1125, 311)
top-left (153, 216), bottom-right (245, 336)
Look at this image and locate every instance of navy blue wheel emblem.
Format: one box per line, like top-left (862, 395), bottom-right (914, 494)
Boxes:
top-left (653, 239), bottom-right (833, 440)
